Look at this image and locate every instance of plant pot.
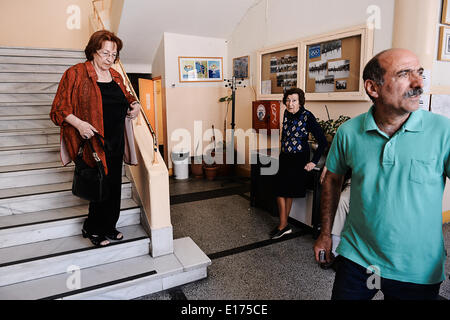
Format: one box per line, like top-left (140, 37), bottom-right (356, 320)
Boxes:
top-left (190, 156), bottom-right (203, 178)
top-left (203, 164), bottom-right (218, 181)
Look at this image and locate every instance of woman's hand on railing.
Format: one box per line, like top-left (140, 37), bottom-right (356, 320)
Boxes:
top-left (128, 101), bottom-right (141, 120)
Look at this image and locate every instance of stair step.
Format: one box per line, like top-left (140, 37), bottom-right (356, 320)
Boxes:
top-left (0, 160), bottom-right (69, 173)
top-left (0, 93), bottom-right (55, 104)
top-left (0, 114), bottom-right (54, 129)
top-left (0, 165), bottom-right (75, 189)
top-left (0, 178), bottom-right (132, 216)
top-left (0, 56), bottom-right (84, 66)
top-left (0, 237), bottom-right (210, 300)
top-left (0, 198), bottom-right (138, 230)
top-left (0, 203), bottom-right (140, 249)
top-left (0, 64), bottom-right (70, 73)
top-left (0, 225), bottom-right (149, 287)
top-left (0, 82), bottom-right (58, 94)
top-left (0, 105), bottom-right (51, 116)
top-left (0, 143), bottom-right (59, 166)
top-left (0, 47), bottom-right (85, 58)
top-left (0, 127), bottom-right (59, 148)
top-left (0, 162), bottom-right (126, 189)
top-left (0, 72), bottom-right (63, 83)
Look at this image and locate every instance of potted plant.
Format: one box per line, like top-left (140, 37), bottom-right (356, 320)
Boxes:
top-left (310, 105), bottom-right (351, 149)
top-left (190, 140), bottom-right (203, 178)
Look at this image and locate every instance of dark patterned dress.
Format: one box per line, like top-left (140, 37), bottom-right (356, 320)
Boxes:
top-left (274, 107), bottom-right (327, 198)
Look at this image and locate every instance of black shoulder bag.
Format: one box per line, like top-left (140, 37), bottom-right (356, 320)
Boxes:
top-left (72, 134), bottom-right (109, 202)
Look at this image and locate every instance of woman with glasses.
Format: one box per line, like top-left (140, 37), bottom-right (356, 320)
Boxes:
top-left (50, 30), bottom-right (141, 247)
top-left (270, 88), bottom-right (327, 240)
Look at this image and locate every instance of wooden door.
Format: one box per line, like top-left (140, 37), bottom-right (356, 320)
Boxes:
top-left (138, 78), bottom-right (156, 131)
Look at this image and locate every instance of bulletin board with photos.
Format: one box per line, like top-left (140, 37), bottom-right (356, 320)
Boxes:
top-left (299, 25), bottom-right (373, 100)
top-left (256, 25), bottom-right (373, 101)
top-left (257, 43), bottom-right (300, 100)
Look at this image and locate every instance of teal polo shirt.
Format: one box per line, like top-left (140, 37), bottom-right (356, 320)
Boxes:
top-left (326, 106), bottom-right (450, 284)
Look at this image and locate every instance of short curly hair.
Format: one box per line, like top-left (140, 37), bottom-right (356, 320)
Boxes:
top-left (282, 87), bottom-right (305, 106)
top-left (84, 30), bottom-right (123, 62)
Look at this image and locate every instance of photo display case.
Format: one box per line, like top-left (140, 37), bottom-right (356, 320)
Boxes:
top-left (256, 25), bottom-right (373, 101)
top-left (304, 35), bottom-right (361, 94)
top-left (257, 43), bottom-right (300, 100)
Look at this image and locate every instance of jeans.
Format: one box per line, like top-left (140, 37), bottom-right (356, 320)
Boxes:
top-left (331, 256), bottom-right (442, 300)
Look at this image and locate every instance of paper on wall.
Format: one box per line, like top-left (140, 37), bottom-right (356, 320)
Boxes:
top-left (419, 94), bottom-right (430, 111)
top-left (430, 95), bottom-right (450, 119)
top-left (261, 80), bottom-right (271, 95)
top-left (421, 69), bottom-right (431, 94)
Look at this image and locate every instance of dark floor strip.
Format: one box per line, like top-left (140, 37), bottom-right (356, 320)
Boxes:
top-left (207, 230), bottom-right (305, 260)
top-left (40, 270), bottom-right (157, 300)
top-left (238, 193), bottom-right (251, 201)
top-left (170, 185), bottom-right (250, 205)
top-left (168, 287), bottom-right (188, 300)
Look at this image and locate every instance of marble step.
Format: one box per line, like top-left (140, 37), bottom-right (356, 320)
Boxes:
top-left (0, 82), bottom-right (58, 94)
top-left (0, 56), bottom-right (84, 66)
top-left (0, 102), bottom-right (51, 116)
top-left (0, 178), bottom-right (132, 216)
top-left (0, 202), bottom-right (140, 249)
top-left (0, 224), bottom-right (150, 287)
top-left (0, 93), bottom-right (56, 104)
top-left (0, 237), bottom-right (210, 300)
top-left (0, 114), bottom-right (54, 129)
top-left (0, 47), bottom-right (85, 59)
top-left (0, 144), bottom-right (60, 166)
top-left (0, 72), bottom-right (63, 83)
top-left (0, 64), bottom-right (70, 73)
top-left (0, 127), bottom-right (59, 148)
top-left (0, 165), bottom-right (75, 189)
top-left (0, 161), bottom-right (126, 189)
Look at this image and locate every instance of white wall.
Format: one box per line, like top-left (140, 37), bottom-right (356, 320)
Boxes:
top-left (157, 32), bottom-right (229, 168)
top-left (228, 0), bottom-right (395, 80)
top-left (163, 32), bottom-right (228, 88)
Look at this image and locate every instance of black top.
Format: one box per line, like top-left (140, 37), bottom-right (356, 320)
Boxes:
top-left (97, 80), bottom-right (128, 156)
top-left (280, 107), bottom-right (327, 164)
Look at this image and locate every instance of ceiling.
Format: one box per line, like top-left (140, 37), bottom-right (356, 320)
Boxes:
top-left (117, 0), bottom-right (261, 69)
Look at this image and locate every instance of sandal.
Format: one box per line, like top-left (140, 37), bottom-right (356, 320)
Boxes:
top-left (82, 229), bottom-right (110, 247)
top-left (105, 229), bottom-right (124, 241)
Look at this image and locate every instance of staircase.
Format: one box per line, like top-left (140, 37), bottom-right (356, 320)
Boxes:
top-left (0, 47), bottom-right (210, 300)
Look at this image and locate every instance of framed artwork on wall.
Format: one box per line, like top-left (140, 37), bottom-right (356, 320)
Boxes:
top-left (438, 26), bottom-right (450, 61)
top-left (298, 24), bottom-right (373, 101)
top-left (442, 0), bottom-right (450, 25)
top-left (178, 57), bottom-right (223, 82)
top-left (233, 55), bottom-right (249, 79)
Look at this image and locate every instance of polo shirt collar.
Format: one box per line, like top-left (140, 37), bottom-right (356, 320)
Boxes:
top-left (364, 105), bottom-right (423, 133)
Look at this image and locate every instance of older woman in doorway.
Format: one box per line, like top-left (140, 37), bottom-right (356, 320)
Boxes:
top-left (50, 30), bottom-right (140, 247)
top-left (270, 88), bottom-right (327, 239)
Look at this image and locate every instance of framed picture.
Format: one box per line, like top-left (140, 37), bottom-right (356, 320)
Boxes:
top-left (299, 24), bottom-right (373, 101)
top-left (442, 0), bottom-right (450, 25)
top-left (233, 55), bottom-right (249, 79)
top-left (256, 41), bottom-right (300, 100)
top-left (178, 57), bottom-right (223, 82)
top-left (438, 26), bottom-right (450, 61)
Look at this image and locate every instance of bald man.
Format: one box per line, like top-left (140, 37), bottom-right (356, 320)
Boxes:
top-left (314, 49), bottom-right (450, 300)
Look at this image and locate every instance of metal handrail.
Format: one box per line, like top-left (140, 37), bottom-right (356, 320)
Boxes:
top-left (91, 0), bottom-right (159, 164)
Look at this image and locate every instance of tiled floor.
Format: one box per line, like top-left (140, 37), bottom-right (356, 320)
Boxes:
top-left (137, 176), bottom-right (450, 300)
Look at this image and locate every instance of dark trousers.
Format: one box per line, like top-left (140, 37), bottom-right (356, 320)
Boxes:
top-left (332, 256), bottom-right (442, 300)
top-left (84, 153), bottom-right (123, 236)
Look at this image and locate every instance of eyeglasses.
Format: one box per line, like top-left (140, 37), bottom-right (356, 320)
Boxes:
top-left (97, 50), bottom-right (118, 59)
